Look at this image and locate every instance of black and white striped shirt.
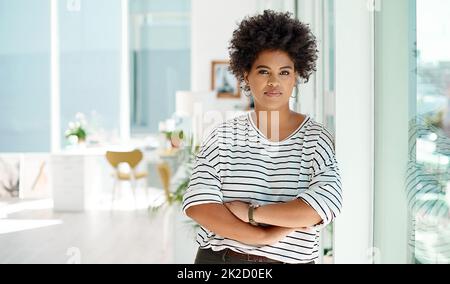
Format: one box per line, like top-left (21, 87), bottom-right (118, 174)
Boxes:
top-left (406, 116), bottom-right (450, 263)
top-left (182, 112), bottom-right (342, 263)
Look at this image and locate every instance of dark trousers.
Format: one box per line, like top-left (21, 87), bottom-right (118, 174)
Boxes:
top-left (194, 248), bottom-right (314, 264)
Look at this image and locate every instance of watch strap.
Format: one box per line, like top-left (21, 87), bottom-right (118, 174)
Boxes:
top-left (248, 204), bottom-right (259, 226)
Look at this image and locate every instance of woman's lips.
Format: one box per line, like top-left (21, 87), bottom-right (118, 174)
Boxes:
top-left (264, 91), bottom-right (282, 97)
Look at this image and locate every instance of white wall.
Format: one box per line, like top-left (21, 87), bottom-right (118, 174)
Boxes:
top-left (190, 0), bottom-right (259, 113)
top-left (334, 0), bottom-right (374, 263)
top-left (373, 0), bottom-right (411, 263)
top-left (190, 0), bottom-right (296, 116)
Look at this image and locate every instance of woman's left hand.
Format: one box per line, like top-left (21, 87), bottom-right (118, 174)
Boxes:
top-left (224, 201), bottom-right (250, 223)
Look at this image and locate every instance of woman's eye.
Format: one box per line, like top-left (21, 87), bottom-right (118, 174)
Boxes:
top-left (258, 70), bottom-right (269, 75)
top-left (280, 70), bottom-right (290, 76)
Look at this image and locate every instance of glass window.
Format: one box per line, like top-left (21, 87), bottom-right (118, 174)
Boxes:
top-left (295, 0), bottom-right (336, 263)
top-left (0, 0), bottom-right (51, 152)
top-left (321, 0), bottom-right (336, 263)
top-left (129, 0), bottom-right (191, 135)
top-left (59, 0), bottom-right (122, 148)
top-left (374, 0), bottom-right (450, 264)
top-left (323, 0), bottom-right (336, 136)
top-left (408, 0), bottom-right (450, 264)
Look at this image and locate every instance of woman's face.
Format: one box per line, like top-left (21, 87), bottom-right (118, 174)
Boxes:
top-left (244, 50), bottom-right (297, 111)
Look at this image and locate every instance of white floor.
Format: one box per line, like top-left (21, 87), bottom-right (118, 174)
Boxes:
top-left (0, 188), bottom-right (193, 264)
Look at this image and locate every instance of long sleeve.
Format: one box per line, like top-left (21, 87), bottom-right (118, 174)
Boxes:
top-left (296, 128), bottom-right (343, 229)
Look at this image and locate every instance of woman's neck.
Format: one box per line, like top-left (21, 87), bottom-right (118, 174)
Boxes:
top-left (252, 105), bottom-right (295, 141)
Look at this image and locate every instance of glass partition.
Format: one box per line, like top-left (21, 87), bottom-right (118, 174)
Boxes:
top-left (408, 0), bottom-right (450, 264)
top-left (0, 0), bottom-right (51, 152)
top-left (374, 0), bottom-right (450, 263)
top-left (129, 0), bottom-right (191, 134)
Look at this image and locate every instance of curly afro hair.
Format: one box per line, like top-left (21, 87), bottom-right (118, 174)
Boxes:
top-left (229, 10), bottom-right (318, 87)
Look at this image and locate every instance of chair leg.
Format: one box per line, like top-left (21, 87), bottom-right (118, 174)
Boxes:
top-left (131, 179), bottom-right (137, 209)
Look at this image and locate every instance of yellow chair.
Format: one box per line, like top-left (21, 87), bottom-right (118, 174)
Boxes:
top-left (157, 162), bottom-right (172, 202)
top-left (106, 149), bottom-right (148, 208)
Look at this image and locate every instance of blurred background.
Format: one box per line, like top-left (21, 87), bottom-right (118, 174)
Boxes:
top-left (0, 0), bottom-right (448, 264)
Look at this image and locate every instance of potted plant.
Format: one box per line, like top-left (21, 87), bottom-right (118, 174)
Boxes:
top-left (65, 112), bottom-right (88, 145)
top-left (151, 134), bottom-right (199, 207)
top-left (162, 130), bottom-right (185, 149)
top-left (149, 134), bottom-right (200, 263)
top-left (169, 135), bottom-right (199, 204)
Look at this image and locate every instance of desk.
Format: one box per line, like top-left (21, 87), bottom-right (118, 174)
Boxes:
top-left (50, 147), bottom-right (181, 211)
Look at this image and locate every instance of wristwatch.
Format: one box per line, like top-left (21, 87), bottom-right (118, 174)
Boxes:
top-left (248, 204), bottom-right (260, 226)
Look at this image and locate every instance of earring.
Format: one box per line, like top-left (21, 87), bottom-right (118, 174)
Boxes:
top-left (291, 77), bottom-right (301, 98)
top-left (291, 83), bottom-right (299, 98)
top-left (241, 81), bottom-right (251, 97)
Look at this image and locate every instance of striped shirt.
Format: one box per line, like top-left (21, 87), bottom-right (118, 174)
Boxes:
top-left (406, 116), bottom-right (450, 263)
top-left (182, 112), bottom-right (342, 264)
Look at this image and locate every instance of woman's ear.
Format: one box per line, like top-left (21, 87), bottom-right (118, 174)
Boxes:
top-left (243, 72), bottom-right (249, 84)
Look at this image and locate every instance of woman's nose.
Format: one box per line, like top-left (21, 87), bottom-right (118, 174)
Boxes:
top-left (267, 77), bottom-right (280, 87)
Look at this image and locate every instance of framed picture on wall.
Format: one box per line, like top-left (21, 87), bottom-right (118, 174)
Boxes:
top-left (211, 60), bottom-right (240, 99)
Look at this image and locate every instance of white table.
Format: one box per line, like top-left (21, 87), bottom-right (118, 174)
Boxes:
top-left (50, 146), bottom-right (181, 211)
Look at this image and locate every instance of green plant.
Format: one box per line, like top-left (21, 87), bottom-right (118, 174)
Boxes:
top-left (169, 134), bottom-right (199, 204)
top-left (163, 130), bottom-right (184, 140)
top-left (65, 112), bottom-right (88, 142)
top-left (65, 125), bottom-right (87, 141)
top-left (162, 130), bottom-right (185, 148)
top-left (149, 134), bottom-right (200, 213)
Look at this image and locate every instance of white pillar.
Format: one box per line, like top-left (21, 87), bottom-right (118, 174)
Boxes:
top-left (334, 0), bottom-right (375, 263)
top-left (373, 0), bottom-right (412, 264)
top-left (120, 0), bottom-right (130, 141)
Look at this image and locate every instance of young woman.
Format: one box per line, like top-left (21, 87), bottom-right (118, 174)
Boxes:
top-left (182, 10), bottom-right (342, 264)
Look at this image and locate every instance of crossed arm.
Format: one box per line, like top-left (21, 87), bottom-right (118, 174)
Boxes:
top-left (185, 199), bottom-right (322, 246)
